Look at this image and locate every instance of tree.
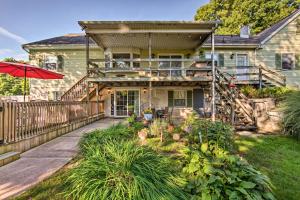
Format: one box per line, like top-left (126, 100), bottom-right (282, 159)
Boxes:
top-left (0, 57), bottom-right (29, 96)
top-left (195, 0), bottom-right (300, 35)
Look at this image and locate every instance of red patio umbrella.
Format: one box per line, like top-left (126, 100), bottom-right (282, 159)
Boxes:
top-left (0, 62), bottom-right (64, 101)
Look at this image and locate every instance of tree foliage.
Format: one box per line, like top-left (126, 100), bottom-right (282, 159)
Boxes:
top-left (0, 57), bottom-right (29, 96)
top-left (195, 0), bottom-right (300, 34)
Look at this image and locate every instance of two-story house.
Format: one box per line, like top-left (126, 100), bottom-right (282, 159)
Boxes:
top-left (22, 9), bottom-right (300, 119)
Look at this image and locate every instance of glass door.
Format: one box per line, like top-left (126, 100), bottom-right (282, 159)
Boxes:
top-left (114, 90), bottom-right (140, 117)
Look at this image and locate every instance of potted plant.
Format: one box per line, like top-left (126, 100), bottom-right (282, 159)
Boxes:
top-left (127, 113), bottom-right (136, 126)
top-left (143, 108), bottom-right (153, 121)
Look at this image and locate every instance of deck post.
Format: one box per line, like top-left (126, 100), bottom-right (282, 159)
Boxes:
top-left (148, 33), bottom-right (152, 108)
top-left (258, 66), bottom-right (263, 89)
top-left (211, 31), bottom-right (216, 122)
top-left (85, 34), bottom-right (90, 118)
top-left (96, 83), bottom-right (99, 115)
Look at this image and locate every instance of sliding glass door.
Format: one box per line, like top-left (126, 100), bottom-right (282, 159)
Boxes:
top-left (112, 90), bottom-right (140, 117)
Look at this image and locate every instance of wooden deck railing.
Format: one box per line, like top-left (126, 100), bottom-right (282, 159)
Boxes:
top-left (0, 101), bottom-right (104, 144)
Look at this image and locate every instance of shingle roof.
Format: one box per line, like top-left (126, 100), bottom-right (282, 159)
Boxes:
top-left (255, 9), bottom-right (300, 43)
top-left (23, 9), bottom-right (300, 48)
top-left (23, 34), bottom-right (95, 46)
top-left (203, 35), bottom-right (260, 46)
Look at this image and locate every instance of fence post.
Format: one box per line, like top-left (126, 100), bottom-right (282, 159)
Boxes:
top-left (259, 66), bottom-right (263, 89)
top-left (0, 102), bottom-right (4, 144)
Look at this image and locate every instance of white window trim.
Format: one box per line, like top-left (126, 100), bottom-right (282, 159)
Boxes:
top-left (171, 90), bottom-right (193, 108)
top-left (112, 89), bottom-right (141, 117)
top-left (280, 52), bottom-right (295, 70)
top-left (236, 53), bottom-right (249, 66)
top-left (157, 54), bottom-right (184, 68)
top-left (109, 52), bottom-right (141, 68)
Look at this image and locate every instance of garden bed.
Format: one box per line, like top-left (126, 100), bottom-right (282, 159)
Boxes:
top-left (15, 114), bottom-right (289, 200)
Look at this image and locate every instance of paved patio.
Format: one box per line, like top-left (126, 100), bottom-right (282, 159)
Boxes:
top-left (0, 118), bottom-right (122, 200)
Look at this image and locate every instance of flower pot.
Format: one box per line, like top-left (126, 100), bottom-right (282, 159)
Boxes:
top-left (167, 124), bottom-right (175, 133)
top-left (173, 133), bottom-right (181, 141)
top-left (144, 113), bottom-right (153, 121)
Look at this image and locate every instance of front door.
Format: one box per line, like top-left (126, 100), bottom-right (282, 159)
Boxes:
top-left (113, 90), bottom-right (140, 117)
top-left (236, 54), bottom-right (249, 81)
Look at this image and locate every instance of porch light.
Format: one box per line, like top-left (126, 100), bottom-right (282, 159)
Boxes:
top-left (143, 88), bottom-right (147, 93)
top-left (107, 88), bottom-right (112, 94)
top-left (230, 54), bottom-right (235, 59)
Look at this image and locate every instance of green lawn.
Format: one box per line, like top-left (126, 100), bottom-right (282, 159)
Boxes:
top-left (15, 135), bottom-right (300, 200)
top-left (235, 135), bottom-right (300, 200)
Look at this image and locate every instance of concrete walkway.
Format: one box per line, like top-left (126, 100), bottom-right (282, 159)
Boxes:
top-left (0, 118), bottom-right (122, 200)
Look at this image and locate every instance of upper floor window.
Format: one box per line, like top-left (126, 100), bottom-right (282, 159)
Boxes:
top-left (112, 53), bottom-right (130, 68)
top-left (158, 55), bottom-right (182, 68)
top-left (282, 53), bottom-right (294, 70)
top-left (205, 53), bottom-right (224, 67)
top-left (275, 53), bottom-right (295, 70)
top-left (111, 53), bottom-right (140, 68)
top-left (236, 54), bottom-right (248, 66)
top-left (42, 55), bottom-right (64, 72)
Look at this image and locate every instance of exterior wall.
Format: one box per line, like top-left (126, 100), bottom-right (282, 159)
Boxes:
top-left (100, 86), bottom-right (210, 118)
top-left (28, 47), bottom-right (103, 100)
top-left (256, 15), bottom-right (300, 87)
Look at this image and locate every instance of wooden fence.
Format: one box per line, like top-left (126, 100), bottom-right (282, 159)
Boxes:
top-left (0, 101), bottom-right (104, 144)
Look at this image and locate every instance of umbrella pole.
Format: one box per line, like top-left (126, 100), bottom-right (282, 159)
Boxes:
top-left (24, 67), bottom-right (27, 102)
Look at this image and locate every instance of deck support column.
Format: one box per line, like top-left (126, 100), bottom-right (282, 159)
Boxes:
top-left (148, 33), bottom-right (152, 109)
top-left (96, 83), bottom-right (100, 114)
top-left (211, 31), bottom-right (216, 122)
top-left (86, 35), bottom-right (90, 117)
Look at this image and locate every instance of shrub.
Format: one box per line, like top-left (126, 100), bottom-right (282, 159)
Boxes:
top-left (149, 119), bottom-right (168, 137)
top-left (80, 124), bottom-right (133, 154)
top-left (185, 119), bottom-right (234, 151)
top-left (183, 146), bottom-right (275, 200)
top-left (282, 90), bottom-right (300, 139)
top-left (181, 112), bottom-right (198, 133)
top-left (241, 85), bottom-right (294, 100)
top-left (65, 140), bottom-right (188, 200)
top-left (240, 85), bottom-right (259, 98)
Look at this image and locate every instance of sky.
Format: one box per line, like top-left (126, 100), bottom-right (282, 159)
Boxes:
top-left (0, 0), bottom-right (209, 61)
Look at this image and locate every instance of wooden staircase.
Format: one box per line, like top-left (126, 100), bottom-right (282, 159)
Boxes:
top-left (216, 69), bottom-right (256, 130)
top-left (60, 75), bottom-right (105, 101)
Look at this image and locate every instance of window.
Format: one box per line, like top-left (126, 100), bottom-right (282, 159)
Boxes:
top-left (275, 53), bottom-right (295, 70)
top-left (42, 55), bottom-right (64, 71)
top-left (205, 53), bottom-right (219, 66)
top-left (168, 90), bottom-right (192, 107)
top-left (113, 53), bottom-right (130, 68)
top-left (158, 55), bottom-right (182, 68)
top-left (236, 54), bottom-right (248, 66)
top-left (44, 55), bottom-right (57, 70)
top-left (111, 53), bottom-right (140, 68)
top-left (282, 53), bottom-right (294, 70)
top-left (133, 54), bottom-right (140, 68)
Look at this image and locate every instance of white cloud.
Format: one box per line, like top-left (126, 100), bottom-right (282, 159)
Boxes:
top-left (0, 26), bottom-right (27, 44)
top-left (14, 53), bottom-right (28, 61)
top-left (0, 48), bottom-right (13, 55)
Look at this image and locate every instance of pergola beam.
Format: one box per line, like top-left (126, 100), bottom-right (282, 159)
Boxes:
top-left (86, 29), bottom-right (213, 34)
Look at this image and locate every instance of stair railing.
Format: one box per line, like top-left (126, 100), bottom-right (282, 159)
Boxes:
top-left (257, 65), bottom-right (286, 88)
top-left (61, 75), bottom-right (88, 101)
top-left (216, 68), bottom-right (256, 127)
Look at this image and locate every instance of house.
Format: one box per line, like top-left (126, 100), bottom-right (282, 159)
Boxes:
top-left (22, 9), bottom-right (300, 120)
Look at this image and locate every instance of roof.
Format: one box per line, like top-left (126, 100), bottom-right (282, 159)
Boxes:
top-left (23, 34), bottom-right (95, 46)
top-left (255, 9), bottom-right (300, 44)
top-left (23, 9), bottom-right (300, 49)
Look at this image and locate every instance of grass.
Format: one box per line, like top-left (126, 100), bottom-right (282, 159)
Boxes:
top-left (235, 135), bottom-right (300, 200)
